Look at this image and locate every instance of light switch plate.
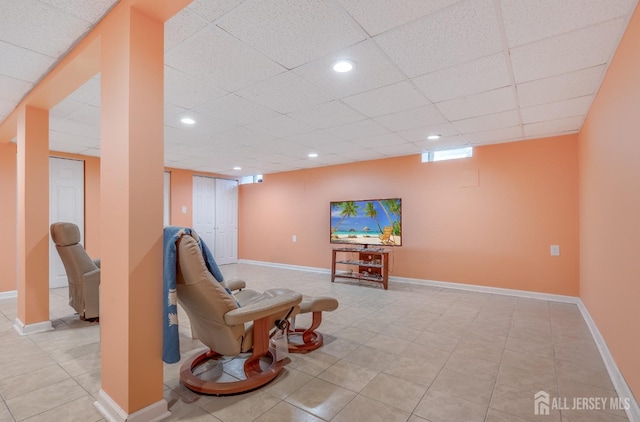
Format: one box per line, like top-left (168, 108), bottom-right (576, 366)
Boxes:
top-left (550, 245), bottom-right (560, 256)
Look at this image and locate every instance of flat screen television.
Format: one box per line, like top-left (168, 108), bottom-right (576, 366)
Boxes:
top-left (330, 198), bottom-right (402, 247)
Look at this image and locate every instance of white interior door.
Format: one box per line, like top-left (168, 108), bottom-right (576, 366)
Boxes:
top-left (215, 178), bottom-right (238, 265)
top-left (192, 176), bottom-right (216, 254)
top-left (49, 157), bottom-right (84, 288)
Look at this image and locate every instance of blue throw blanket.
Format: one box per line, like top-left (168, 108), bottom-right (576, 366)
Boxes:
top-left (162, 226), bottom-right (230, 364)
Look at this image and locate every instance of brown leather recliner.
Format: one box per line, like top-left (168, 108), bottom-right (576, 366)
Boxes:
top-left (50, 222), bottom-right (100, 320)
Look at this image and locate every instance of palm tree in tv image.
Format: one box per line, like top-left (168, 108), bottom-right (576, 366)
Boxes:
top-left (379, 199), bottom-right (402, 236)
top-left (364, 201), bottom-right (383, 234)
top-left (331, 201), bottom-right (359, 235)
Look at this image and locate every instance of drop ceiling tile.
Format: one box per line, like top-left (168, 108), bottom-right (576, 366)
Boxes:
top-left (0, 75), bottom-right (32, 102)
top-left (464, 126), bottom-right (523, 145)
top-left (511, 19), bottom-right (624, 83)
top-left (0, 0), bottom-right (90, 57)
top-left (397, 123), bottom-right (459, 142)
top-left (236, 71), bottom-right (333, 114)
top-left (339, 148), bottom-right (387, 162)
top-left (49, 139), bottom-right (89, 154)
top-left (165, 25), bottom-right (285, 92)
top-left (342, 81), bottom-right (429, 118)
top-left (452, 110), bottom-right (521, 134)
top-left (50, 97), bottom-right (84, 118)
top-left (164, 8), bottom-right (208, 52)
top-left (374, 0), bottom-right (503, 77)
top-left (79, 147), bottom-right (100, 157)
top-left (217, 0), bottom-right (367, 69)
top-left (414, 135), bottom-right (470, 150)
top-left (374, 104), bottom-right (446, 132)
top-left (49, 117), bottom-right (99, 139)
top-left (284, 130), bottom-right (341, 147)
top-left (523, 116), bottom-right (584, 138)
top-left (216, 126), bottom-right (276, 146)
top-left (337, 0), bottom-right (462, 36)
top-left (521, 96), bottom-right (593, 124)
top-left (164, 151), bottom-right (193, 164)
top-left (373, 142), bottom-right (420, 157)
top-left (187, 0), bottom-right (245, 22)
top-left (49, 130), bottom-right (99, 148)
top-left (38, 0), bottom-right (116, 22)
top-left (501, 0), bottom-right (636, 47)
top-left (165, 110), bottom-right (238, 136)
top-left (313, 153), bottom-right (355, 165)
top-left (194, 94), bottom-right (280, 126)
top-left (66, 77), bottom-right (100, 104)
top-left (0, 98), bottom-right (17, 119)
top-left (315, 140), bottom-right (364, 154)
top-left (436, 87), bottom-right (516, 121)
top-left (246, 115), bottom-right (315, 139)
top-left (293, 40), bottom-right (405, 99)
top-left (517, 66), bottom-right (605, 107)
top-left (165, 66), bottom-right (227, 110)
top-left (287, 100), bottom-right (366, 129)
top-left (352, 132), bottom-right (407, 148)
top-left (66, 104), bottom-right (101, 127)
top-left (0, 41), bottom-right (56, 82)
top-left (324, 119), bottom-right (389, 141)
top-left (412, 53), bottom-right (510, 102)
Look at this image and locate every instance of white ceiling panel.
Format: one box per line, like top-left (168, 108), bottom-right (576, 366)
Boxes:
top-left (521, 96), bottom-right (593, 125)
top-left (464, 126), bottom-right (524, 145)
top-left (165, 66), bottom-right (227, 110)
top-left (374, 0), bottom-right (503, 77)
top-left (374, 142), bottom-right (420, 157)
top-left (0, 41), bottom-right (56, 82)
top-left (187, 0), bottom-right (248, 23)
top-left (164, 8), bottom-right (208, 52)
top-left (397, 123), bottom-right (459, 143)
top-left (351, 132), bottom-right (407, 148)
top-left (49, 139), bottom-right (90, 154)
top-left (217, 0), bottom-right (367, 69)
top-left (337, 0), bottom-right (462, 36)
top-left (50, 97), bottom-right (84, 118)
top-left (452, 110), bottom-right (521, 134)
top-left (0, 74), bottom-right (33, 102)
top-left (339, 148), bottom-right (387, 162)
top-left (315, 140), bottom-right (365, 154)
top-left (49, 116), bottom-right (99, 139)
top-left (510, 19), bottom-right (625, 83)
top-left (412, 53), bottom-right (511, 103)
top-left (414, 135), bottom-right (469, 151)
top-left (287, 100), bottom-right (366, 129)
top-left (49, 130), bottom-right (99, 149)
top-left (293, 40), bottom-right (405, 99)
top-left (284, 130), bottom-right (340, 147)
top-left (165, 25), bottom-right (285, 92)
top-left (517, 66), bottom-right (605, 108)
top-left (194, 94), bottom-right (280, 126)
top-left (524, 116), bottom-right (583, 139)
top-left (236, 71), bottom-right (333, 114)
top-left (342, 81), bottom-right (429, 118)
top-left (0, 0), bottom-right (90, 57)
top-left (65, 77), bottom-right (100, 104)
top-left (0, 98), bottom-right (17, 120)
top-left (436, 87), bottom-right (516, 121)
top-left (374, 104), bottom-right (446, 132)
top-left (501, 0), bottom-right (636, 47)
top-left (79, 147), bottom-right (100, 157)
top-left (39, 0), bottom-right (116, 22)
top-left (165, 110), bottom-right (238, 136)
top-left (215, 126), bottom-right (276, 147)
top-left (246, 115), bottom-right (315, 139)
top-left (324, 119), bottom-right (390, 141)
top-left (67, 104), bottom-right (100, 127)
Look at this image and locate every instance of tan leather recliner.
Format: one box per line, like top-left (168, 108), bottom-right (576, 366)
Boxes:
top-left (174, 231), bottom-right (302, 395)
top-left (50, 222), bottom-right (100, 320)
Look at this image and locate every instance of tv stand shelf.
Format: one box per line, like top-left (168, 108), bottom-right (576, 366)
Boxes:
top-left (331, 247), bottom-right (389, 290)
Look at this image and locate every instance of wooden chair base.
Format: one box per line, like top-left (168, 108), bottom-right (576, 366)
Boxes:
top-left (180, 349), bottom-right (283, 395)
top-left (287, 311), bottom-right (325, 353)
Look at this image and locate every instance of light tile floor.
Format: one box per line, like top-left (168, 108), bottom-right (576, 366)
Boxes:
top-left (0, 264), bottom-right (632, 422)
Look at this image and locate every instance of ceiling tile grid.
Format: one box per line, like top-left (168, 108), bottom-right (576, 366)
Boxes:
top-left (1, 0), bottom-right (638, 176)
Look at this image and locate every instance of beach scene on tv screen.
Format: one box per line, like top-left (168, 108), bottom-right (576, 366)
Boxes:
top-left (330, 199), bottom-right (402, 246)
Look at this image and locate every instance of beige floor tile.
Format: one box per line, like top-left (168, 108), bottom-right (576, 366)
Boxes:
top-left (495, 362), bottom-right (558, 396)
top-left (484, 408), bottom-right (528, 421)
top-left (451, 339), bottom-right (504, 363)
top-left (500, 349), bottom-right (556, 374)
top-left (504, 335), bottom-right (555, 359)
top-left (490, 384), bottom-right (561, 422)
top-left (6, 379), bottom-right (87, 421)
top-left (261, 367), bottom-right (313, 400)
top-left (382, 355), bottom-right (441, 386)
top-left (332, 394), bottom-right (410, 422)
top-left (59, 353), bottom-right (101, 377)
top-left (429, 368), bottom-right (494, 406)
top-left (556, 380), bottom-right (629, 419)
top-left (0, 364), bottom-right (70, 400)
top-left (414, 389), bottom-right (487, 422)
top-left (360, 373), bottom-right (426, 413)
top-left (200, 390), bottom-right (279, 422)
top-left (254, 401), bottom-right (323, 422)
top-left (443, 350), bottom-right (500, 381)
top-left (285, 378), bottom-right (355, 420)
top-left (556, 359), bottom-right (614, 390)
top-left (341, 345), bottom-right (392, 371)
top-left (286, 351), bottom-right (338, 377)
top-left (332, 325), bottom-right (377, 345)
top-left (317, 359), bottom-right (379, 392)
top-left (560, 409), bottom-right (629, 422)
top-left (0, 352), bottom-right (57, 382)
top-left (407, 415), bottom-right (429, 422)
top-left (413, 330), bottom-right (461, 353)
top-left (21, 395), bottom-right (102, 422)
top-left (317, 337), bottom-right (359, 359)
top-left (364, 333), bottom-right (410, 355)
top-left (0, 401), bottom-right (13, 422)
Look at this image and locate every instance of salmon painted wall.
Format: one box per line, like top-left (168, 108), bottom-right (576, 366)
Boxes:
top-left (0, 143), bottom-right (17, 292)
top-left (578, 4), bottom-right (640, 401)
top-left (239, 135), bottom-right (579, 296)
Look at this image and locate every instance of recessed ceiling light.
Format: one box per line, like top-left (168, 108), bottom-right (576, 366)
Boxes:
top-left (332, 60), bottom-right (354, 73)
top-left (427, 134), bottom-right (441, 140)
top-left (308, 153), bottom-right (318, 158)
top-left (181, 117), bottom-right (195, 125)
top-left (233, 166), bottom-right (241, 170)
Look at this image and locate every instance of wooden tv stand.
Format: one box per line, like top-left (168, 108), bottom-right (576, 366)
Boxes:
top-left (331, 247), bottom-right (389, 290)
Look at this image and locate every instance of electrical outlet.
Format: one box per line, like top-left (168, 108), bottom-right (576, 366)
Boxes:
top-left (292, 235), bottom-right (297, 243)
top-left (550, 245), bottom-right (560, 256)
top-left (181, 206), bottom-right (187, 214)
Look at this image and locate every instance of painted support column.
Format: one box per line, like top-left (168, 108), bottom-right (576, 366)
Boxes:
top-left (95, 5), bottom-right (167, 422)
top-left (14, 106), bottom-right (52, 335)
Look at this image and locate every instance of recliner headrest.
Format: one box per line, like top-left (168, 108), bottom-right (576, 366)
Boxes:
top-left (50, 222), bottom-right (81, 246)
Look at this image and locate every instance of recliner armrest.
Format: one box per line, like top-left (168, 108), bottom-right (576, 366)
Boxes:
top-left (92, 259), bottom-right (101, 268)
top-left (224, 292), bottom-right (301, 326)
top-left (224, 279), bottom-right (246, 291)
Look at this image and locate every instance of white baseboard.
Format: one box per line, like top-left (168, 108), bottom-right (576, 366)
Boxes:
top-left (13, 317), bottom-right (53, 335)
top-left (577, 300), bottom-right (640, 422)
top-left (237, 259), bottom-right (638, 420)
top-left (95, 389), bottom-right (170, 422)
top-left (0, 290), bottom-right (17, 300)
